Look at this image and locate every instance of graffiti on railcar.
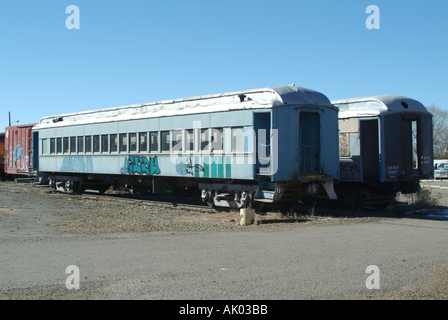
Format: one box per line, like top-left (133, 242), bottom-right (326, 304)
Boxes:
top-left (121, 155), bottom-right (161, 175)
top-left (175, 157), bottom-right (205, 176)
top-left (61, 156), bottom-right (93, 172)
top-left (340, 163), bottom-right (360, 181)
top-left (14, 143), bottom-right (23, 161)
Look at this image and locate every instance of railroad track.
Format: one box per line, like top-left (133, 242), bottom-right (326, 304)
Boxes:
top-left (42, 186), bottom-right (217, 211)
top-left (37, 183), bottom-right (389, 216)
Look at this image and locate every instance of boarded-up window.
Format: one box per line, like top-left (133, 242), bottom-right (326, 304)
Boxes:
top-left (339, 133), bottom-right (350, 157)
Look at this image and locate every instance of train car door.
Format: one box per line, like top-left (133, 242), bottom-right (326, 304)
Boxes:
top-left (299, 112), bottom-right (320, 173)
top-left (400, 116), bottom-right (415, 175)
top-left (401, 113), bottom-right (433, 177)
top-left (419, 113), bottom-right (434, 177)
top-left (254, 112), bottom-right (271, 175)
top-left (360, 119), bottom-right (380, 180)
top-left (32, 131), bottom-right (39, 172)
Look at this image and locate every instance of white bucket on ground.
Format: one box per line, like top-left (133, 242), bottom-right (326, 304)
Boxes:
top-left (240, 208), bottom-right (255, 225)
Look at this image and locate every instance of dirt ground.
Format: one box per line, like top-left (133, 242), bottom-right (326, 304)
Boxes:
top-left (0, 181), bottom-right (396, 236)
top-left (1, 181), bottom-right (447, 300)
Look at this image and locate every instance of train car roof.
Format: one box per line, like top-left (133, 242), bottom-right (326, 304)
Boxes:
top-left (332, 95), bottom-right (431, 119)
top-left (34, 85), bottom-right (334, 129)
top-left (5, 124), bottom-right (37, 130)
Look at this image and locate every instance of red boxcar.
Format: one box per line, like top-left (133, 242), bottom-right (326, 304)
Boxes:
top-left (4, 124), bottom-right (37, 176)
top-left (0, 132), bottom-right (5, 177)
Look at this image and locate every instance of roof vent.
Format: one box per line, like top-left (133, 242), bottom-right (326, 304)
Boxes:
top-left (401, 101), bottom-right (409, 109)
top-left (53, 117), bottom-right (63, 123)
top-left (238, 94), bottom-right (246, 102)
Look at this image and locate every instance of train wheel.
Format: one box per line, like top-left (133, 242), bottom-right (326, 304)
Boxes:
top-left (373, 202), bottom-right (390, 211)
top-left (279, 201), bottom-right (294, 213)
top-left (98, 186), bottom-right (109, 194)
top-left (250, 201), bottom-right (264, 212)
top-left (356, 194), bottom-right (366, 211)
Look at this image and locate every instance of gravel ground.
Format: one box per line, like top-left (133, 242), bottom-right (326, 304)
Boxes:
top-left (0, 181), bottom-right (386, 236)
top-left (1, 181), bottom-right (447, 300)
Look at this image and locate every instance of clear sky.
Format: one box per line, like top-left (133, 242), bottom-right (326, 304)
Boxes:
top-left (1, 0), bottom-right (447, 129)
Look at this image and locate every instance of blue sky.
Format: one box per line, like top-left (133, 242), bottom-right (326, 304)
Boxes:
top-left (1, 0), bottom-right (447, 129)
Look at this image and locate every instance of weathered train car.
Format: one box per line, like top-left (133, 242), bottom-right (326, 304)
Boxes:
top-left (4, 124), bottom-right (38, 177)
top-left (332, 95), bottom-right (433, 209)
top-left (0, 132), bottom-right (5, 177)
top-left (32, 85), bottom-right (339, 208)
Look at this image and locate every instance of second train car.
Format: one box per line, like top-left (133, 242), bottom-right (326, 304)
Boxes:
top-left (332, 95), bottom-right (433, 209)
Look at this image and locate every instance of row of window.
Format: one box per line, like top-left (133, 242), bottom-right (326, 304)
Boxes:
top-left (42, 127), bottom-right (246, 155)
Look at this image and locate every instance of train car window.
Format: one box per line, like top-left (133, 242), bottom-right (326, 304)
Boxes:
top-left (42, 139), bottom-right (48, 155)
top-left (57, 138), bottom-right (62, 154)
top-left (161, 131), bottom-right (170, 152)
top-left (93, 135), bottom-right (100, 153)
top-left (85, 136), bottom-right (92, 153)
top-left (212, 128), bottom-right (223, 152)
top-left (77, 136), bottom-right (84, 153)
top-left (119, 133), bottom-right (127, 153)
top-left (70, 137), bottom-right (76, 153)
top-left (186, 129), bottom-right (194, 153)
top-left (50, 138), bottom-right (56, 154)
top-left (231, 127), bottom-right (244, 152)
top-left (63, 137), bottom-right (69, 154)
top-left (339, 133), bottom-right (350, 157)
top-left (201, 128), bottom-right (210, 152)
top-left (129, 133), bottom-right (137, 152)
top-left (172, 130), bottom-right (182, 153)
top-left (110, 134), bottom-right (118, 153)
top-left (101, 135), bottom-right (109, 153)
top-left (150, 132), bottom-right (158, 153)
top-left (139, 132), bottom-right (147, 152)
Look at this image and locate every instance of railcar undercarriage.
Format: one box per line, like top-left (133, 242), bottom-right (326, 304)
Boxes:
top-left (43, 172), bottom-right (338, 210)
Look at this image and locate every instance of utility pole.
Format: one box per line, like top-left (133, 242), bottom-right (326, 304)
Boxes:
top-left (9, 111), bottom-right (11, 126)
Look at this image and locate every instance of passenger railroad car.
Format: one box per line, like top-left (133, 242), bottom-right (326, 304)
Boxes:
top-left (332, 95), bottom-right (433, 209)
top-left (32, 85), bottom-right (339, 208)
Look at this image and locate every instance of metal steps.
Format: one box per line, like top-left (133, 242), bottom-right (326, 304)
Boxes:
top-left (254, 177), bottom-right (278, 203)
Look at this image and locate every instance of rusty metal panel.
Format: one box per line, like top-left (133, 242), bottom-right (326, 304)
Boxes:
top-left (4, 124), bottom-right (37, 176)
top-left (383, 114), bottom-right (401, 179)
top-left (0, 132), bottom-right (4, 173)
top-left (419, 113), bottom-right (434, 177)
